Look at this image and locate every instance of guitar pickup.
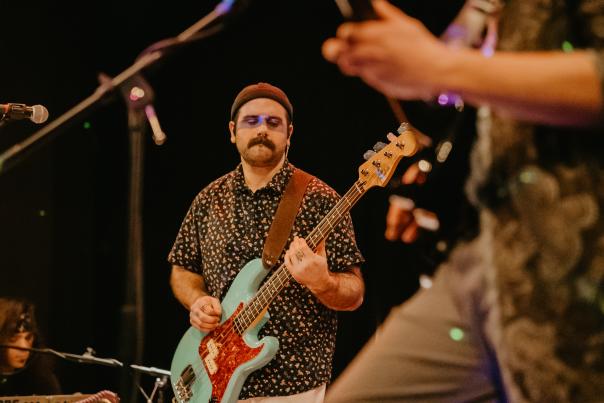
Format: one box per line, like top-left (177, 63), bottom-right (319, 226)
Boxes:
top-left (203, 338), bottom-right (219, 374)
top-left (204, 356), bottom-right (218, 375)
top-left (206, 339), bottom-right (219, 356)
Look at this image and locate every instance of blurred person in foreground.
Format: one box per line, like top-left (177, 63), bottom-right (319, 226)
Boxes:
top-left (322, 0), bottom-right (604, 401)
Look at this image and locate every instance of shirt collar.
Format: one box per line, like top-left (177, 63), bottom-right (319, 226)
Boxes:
top-left (232, 161), bottom-right (294, 196)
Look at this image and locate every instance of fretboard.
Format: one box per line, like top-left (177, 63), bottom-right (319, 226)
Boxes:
top-left (233, 180), bottom-right (367, 334)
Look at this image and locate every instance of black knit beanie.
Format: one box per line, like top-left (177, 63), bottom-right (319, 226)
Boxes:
top-left (230, 82), bottom-right (293, 121)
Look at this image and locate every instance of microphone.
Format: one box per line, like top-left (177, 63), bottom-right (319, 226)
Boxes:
top-left (144, 104), bottom-right (167, 145)
top-left (115, 72), bottom-right (168, 146)
top-left (1, 103), bottom-right (49, 124)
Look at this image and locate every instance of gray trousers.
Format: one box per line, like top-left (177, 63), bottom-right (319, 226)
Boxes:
top-left (326, 239), bottom-right (505, 403)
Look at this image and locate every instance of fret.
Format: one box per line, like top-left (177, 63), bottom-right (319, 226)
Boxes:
top-left (234, 316), bottom-right (243, 334)
top-left (256, 290), bottom-right (268, 308)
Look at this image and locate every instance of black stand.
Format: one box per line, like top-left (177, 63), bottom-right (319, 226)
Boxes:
top-left (130, 365), bottom-right (171, 403)
top-left (0, 344), bottom-right (173, 402)
top-left (0, 0), bottom-right (239, 175)
top-left (119, 96), bottom-right (148, 403)
top-left (0, 344), bottom-right (123, 369)
top-left (0, 3), bottom-right (245, 401)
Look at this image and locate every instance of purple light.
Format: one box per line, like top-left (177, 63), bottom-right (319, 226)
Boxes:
top-left (437, 94), bottom-right (449, 106)
top-left (481, 47), bottom-right (494, 58)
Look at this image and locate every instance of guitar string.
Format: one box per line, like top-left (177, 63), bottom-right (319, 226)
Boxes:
top-left (188, 147), bottom-right (402, 380)
top-left (191, 180), bottom-right (365, 361)
top-left (193, 180), bottom-right (368, 372)
top-left (190, 180), bottom-right (371, 385)
top-left (233, 181), bottom-right (366, 329)
top-left (195, 194), bottom-right (361, 370)
top-left (187, 183), bottom-right (368, 383)
top-left (206, 181), bottom-right (365, 345)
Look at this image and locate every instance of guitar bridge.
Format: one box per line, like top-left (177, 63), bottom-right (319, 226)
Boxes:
top-left (174, 364), bottom-right (196, 402)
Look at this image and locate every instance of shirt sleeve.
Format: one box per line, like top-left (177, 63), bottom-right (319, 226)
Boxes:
top-left (305, 179), bottom-right (365, 273)
top-left (326, 211), bottom-right (365, 273)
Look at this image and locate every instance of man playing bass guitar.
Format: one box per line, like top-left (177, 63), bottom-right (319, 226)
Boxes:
top-left (168, 82), bottom-right (365, 403)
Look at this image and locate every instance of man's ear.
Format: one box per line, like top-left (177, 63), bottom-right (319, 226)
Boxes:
top-left (287, 123), bottom-right (293, 144)
top-left (229, 121), bottom-right (236, 144)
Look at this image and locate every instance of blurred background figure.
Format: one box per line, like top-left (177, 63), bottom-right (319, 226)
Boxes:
top-left (323, 0), bottom-right (604, 401)
top-left (0, 297), bottom-right (61, 396)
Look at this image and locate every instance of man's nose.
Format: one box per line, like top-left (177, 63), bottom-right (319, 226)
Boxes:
top-left (256, 123), bottom-right (269, 136)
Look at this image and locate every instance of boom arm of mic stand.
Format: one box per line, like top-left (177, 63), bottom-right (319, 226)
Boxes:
top-left (0, 344), bottom-right (123, 368)
top-left (0, 0), bottom-right (235, 175)
top-left (54, 349), bottom-right (124, 368)
top-left (130, 364), bottom-right (170, 378)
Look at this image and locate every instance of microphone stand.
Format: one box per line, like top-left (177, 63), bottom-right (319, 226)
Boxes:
top-left (0, 2), bottom-right (246, 400)
top-left (0, 344), bottom-right (123, 368)
top-left (1, 344), bottom-right (173, 403)
top-left (0, 0), bottom-right (238, 175)
top-left (130, 365), bottom-right (171, 403)
top-left (119, 75), bottom-right (150, 403)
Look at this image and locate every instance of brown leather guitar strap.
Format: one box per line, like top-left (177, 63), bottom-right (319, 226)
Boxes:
top-left (262, 168), bottom-right (313, 269)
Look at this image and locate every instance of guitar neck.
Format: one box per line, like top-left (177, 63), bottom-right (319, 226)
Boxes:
top-left (305, 180), bottom-right (366, 250)
top-left (235, 179), bottom-right (368, 332)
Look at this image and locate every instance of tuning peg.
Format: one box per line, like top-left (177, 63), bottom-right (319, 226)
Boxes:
top-left (373, 142), bottom-right (387, 152)
top-left (387, 132), bottom-right (398, 142)
top-left (363, 150), bottom-right (376, 160)
top-left (397, 122), bottom-right (409, 133)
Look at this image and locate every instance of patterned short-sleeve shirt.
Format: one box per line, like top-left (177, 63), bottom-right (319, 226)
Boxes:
top-left (168, 161), bottom-right (364, 399)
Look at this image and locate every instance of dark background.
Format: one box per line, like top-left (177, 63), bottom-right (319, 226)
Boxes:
top-left (1, 0), bottom-right (471, 399)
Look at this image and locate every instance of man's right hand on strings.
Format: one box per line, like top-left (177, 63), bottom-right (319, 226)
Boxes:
top-left (190, 295), bottom-right (222, 332)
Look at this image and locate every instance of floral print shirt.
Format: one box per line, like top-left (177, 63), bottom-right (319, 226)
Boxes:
top-left (168, 161), bottom-right (364, 399)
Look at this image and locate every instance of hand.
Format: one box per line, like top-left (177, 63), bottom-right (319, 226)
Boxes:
top-left (386, 195), bottom-right (439, 243)
top-left (285, 237), bottom-right (334, 295)
top-left (189, 295), bottom-right (222, 332)
top-left (322, 0), bottom-right (451, 100)
top-left (401, 161), bottom-right (429, 185)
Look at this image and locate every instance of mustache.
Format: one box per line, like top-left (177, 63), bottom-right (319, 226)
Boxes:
top-left (247, 137), bottom-right (276, 151)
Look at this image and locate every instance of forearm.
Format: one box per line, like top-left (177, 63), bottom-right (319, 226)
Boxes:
top-left (308, 266), bottom-right (364, 311)
top-left (441, 50), bottom-right (603, 126)
top-left (170, 265), bottom-right (210, 310)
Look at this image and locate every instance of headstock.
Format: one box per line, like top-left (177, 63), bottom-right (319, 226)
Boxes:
top-left (357, 123), bottom-right (418, 190)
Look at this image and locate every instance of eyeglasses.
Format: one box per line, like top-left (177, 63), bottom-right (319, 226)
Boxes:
top-left (238, 114), bottom-right (285, 130)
